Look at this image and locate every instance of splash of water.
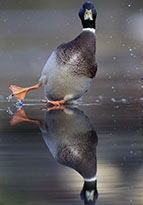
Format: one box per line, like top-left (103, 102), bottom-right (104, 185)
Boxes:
top-left (15, 100), bottom-right (23, 110)
top-left (6, 94), bottom-right (13, 102)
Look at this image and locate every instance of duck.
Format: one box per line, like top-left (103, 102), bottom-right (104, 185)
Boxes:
top-left (8, 1), bottom-right (97, 105)
top-left (9, 106), bottom-right (98, 204)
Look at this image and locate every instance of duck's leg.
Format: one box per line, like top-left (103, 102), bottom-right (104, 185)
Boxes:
top-left (41, 99), bottom-right (66, 106)
top-left (9, 83), bottom-right (41, 101)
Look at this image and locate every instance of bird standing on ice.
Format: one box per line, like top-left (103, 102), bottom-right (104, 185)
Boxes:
top-left (9, 1), bottom-right (97, 105)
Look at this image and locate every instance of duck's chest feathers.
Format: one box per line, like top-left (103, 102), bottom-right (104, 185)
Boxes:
top-left (56, 31), bottom-right (97, 78)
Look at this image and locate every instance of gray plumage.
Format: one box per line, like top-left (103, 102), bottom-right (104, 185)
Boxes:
top-left (39, 29), bottom-right (97, 101)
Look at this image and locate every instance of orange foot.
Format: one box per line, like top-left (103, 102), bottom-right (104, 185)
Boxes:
top-left (41, 99), bottom-right (66, 106)
top-left (10, 109), bottom-right (41, 126)
top-left (8, 83), bottom-right (41, 101)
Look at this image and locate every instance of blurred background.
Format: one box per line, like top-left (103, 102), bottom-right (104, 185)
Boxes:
top-left (0, 0), bottom-right (142, 100)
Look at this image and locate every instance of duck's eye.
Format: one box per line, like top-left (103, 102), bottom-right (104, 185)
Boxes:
top-left (84, 9), bottom-right (93, 21)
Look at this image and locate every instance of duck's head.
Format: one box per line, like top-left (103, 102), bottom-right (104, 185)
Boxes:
top-left (80, 180), bottom-right (98, 205)
top-left (79, 1), bottom-right (97, 29)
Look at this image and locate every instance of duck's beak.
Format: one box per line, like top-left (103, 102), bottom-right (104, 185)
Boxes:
top-left (85, 190), bottom-right (94, 201)
top-left (84, 9), bottom-right (93, 21)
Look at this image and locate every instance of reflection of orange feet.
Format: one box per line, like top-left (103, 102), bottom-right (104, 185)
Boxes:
top-left (10, 109), bottom-right (41, 126)
top-left (47, 105), bottom-right (65, 111)
top-left (9, 83), bottom-right (41, 101)
top-left (41, 99), bottom-right (47, 103)
top-left (41, 99), bottom-right (66, 106)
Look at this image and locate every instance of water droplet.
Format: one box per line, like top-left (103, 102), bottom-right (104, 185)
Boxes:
top-left (7, 94), bottom-right (13, 102)
top-left (98, 96), bottom-right (103, 100)
top-left (6, 107), bottom-right (14, 116)
top-left (111, 98), bottom-right (116, 102)
top-left (121, 98), bottom-right (127, 102)
top-left (128, 4), bottom-right (131, 8)
top-left (114, 105), bottom-right (119, 109)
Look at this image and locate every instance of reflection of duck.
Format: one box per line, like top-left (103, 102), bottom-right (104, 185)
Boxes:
top-left (8, 1), bottom-right (97, 106)
top-left (41, 108), bottom-right (98, 204)
top-left (10, 106), bottom-right (98, 204)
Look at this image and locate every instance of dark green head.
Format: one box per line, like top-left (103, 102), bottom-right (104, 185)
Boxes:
top-left (79, 1), bottom-right (97, 29)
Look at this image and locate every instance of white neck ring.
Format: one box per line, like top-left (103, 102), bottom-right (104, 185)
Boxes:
top-left (82, 28), bottom-right (96, 34)
top-left (84, 175), bottom-right (97, 182)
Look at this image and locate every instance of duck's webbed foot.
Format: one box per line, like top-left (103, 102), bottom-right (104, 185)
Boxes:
top-left (41, 99), bottom-right (66, 106)
top-left (8, 83), bottom-right (41, 102)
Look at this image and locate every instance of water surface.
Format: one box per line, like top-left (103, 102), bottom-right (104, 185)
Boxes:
top-left (0, 97), bottom-right (142, 205)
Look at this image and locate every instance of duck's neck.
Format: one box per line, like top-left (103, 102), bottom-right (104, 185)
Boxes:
top-left (82, 28), bottom-right (96, 34)
top-left (80, 179), bottom-right (98, 203)
top-left (84, 175), bottom-right (97, 182)
top-left (81, 19), bottom-right (96, 29)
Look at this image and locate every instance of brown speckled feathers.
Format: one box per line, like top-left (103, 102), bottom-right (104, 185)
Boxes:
top-left (56, 31), bottom-right (97, 78)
